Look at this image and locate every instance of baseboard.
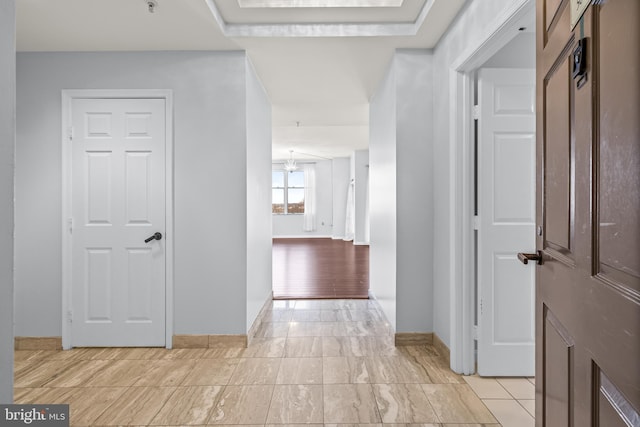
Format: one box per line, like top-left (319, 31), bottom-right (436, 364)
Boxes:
top-left (354, 241), bottom-right (370, 246)
top-left (273, 235), bottom-right (333, 239)
top-left (247, 292), bottom-right (274, 346)
top-left (433, 332), bottom-right (451, 365)
top-left (15, 336), bottom-right (62, 351)
top-left (394, 332), bottom-right (434, 346)
top-left (173, 334), bottom-right (247, 349)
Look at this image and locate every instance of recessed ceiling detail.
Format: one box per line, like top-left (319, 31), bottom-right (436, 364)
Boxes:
top-left (238, 0), bottom-right (404, 8)
top-left (207, 0), bottom-right (433, 37)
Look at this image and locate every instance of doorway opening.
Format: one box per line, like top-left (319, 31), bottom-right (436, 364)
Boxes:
top-left (449, 0), bottom-right (536, 375)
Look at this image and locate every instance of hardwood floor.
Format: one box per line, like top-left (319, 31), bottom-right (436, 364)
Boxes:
top-left (272, 238), bottom-right (369, 299)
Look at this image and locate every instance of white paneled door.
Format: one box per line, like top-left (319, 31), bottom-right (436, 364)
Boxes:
top-left (477, 68), bottom-right (536, 376)
top-left (71, 98), bottom-right (166, 347)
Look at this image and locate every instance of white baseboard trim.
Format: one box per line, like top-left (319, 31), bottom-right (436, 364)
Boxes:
top-left (273, 235), bottom-right (333, 239)
top-left (354, 241), bottom-right (370, 246)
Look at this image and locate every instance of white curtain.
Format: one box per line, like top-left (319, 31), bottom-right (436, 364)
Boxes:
top-left (303, 163), bottom-right (316, 231)
top-left (344, 180), bottom-right (355, 241)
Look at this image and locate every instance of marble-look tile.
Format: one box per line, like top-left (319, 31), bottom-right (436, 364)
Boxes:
top-left (14, 360), bottom-right (77, 388)
top-left (14, 350), bottom-right (59, 362)
top-left (228, 358), bottom-right (281, 385)
top-left (496, 377), bottom-right (536, 399)
top-left (323, 357), bottom-right (370, 383)
top-left (323, 424), bottom-right (383, 427)
top-left (201, 347), bottom-right (245, 358)
top-left (93, 386), bottom-right (176, 425)
top-left (240, 337), bottom-right (286, 358)
top-left (161, 348), bottom-right (207, 359)
top-left (292, 309), bottom-right (322, 322)
top-left (528, 377), bottom-right (536, 385)
top-left (181, 358), bottom-right (239, 386)
top-left (323, 336), bottom-right (401, 357)
top-left (396, 345), bottom-right (441, 359)
top-left (320, 309), bottom-right (342, 322)
top-left (284, 337), bottom-right (323, 357)
top-left (43, 359), bottom-right (114, 387)
top-left (271, 300), bottom-right (297, 310)
top-left (133, 359), bottom-right (197, 386)
top-left (276, 357), bottom-right (322, 384)
top-left (263, 309), bottom-right (294, 322)
top-left (83, 359), bottom-right (153, 387)
top-left (207, 385), bottom-right (274, 425)
top-left (462, 375), bottom-right (512, 399)
top-left (482, 399), bottom-right (535, 427)
top-left (518, 399), bottom-right (536, 417)
top-left (63, 387), bottom-right (129, 425)
top-left (365, 356), bottom-right (431, 384)
top-left (266, 384), bottom-right (324, 424)
top-left (343, 321), bottom-right (391, 337)
top-left (293, 300), bottom-right (327, 310)
top-left (149, 386), bottom-right (223, 425)
top-left (372, 383), bottom-right (438, 423)
top-left (412, 356), bottom-right (465, 384)
top-left (323, 384), bottom-right (382, 423)
top-left (288, 321), bottom-right (346, 337)
top-left (12, 387), bottom-right (76, 404)
top-left (254, 321), bottom-right (290, 338)
top-left (421, 384), bottom-right (497, 424)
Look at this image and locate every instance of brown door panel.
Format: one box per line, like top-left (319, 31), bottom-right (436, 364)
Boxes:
top-left (536, 0), bottom-right (640, 425)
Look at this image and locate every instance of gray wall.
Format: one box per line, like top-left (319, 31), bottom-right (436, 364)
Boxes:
top-left (370, 57), bottom-right (397, 329)
top-left (15, 51), bottom-right (271, 337)
top-left (245, 58), bottom-right (273, 329)
top-left (331, 157), bottom-right (350, 240)
top-left (0, 0), bottom-right (15, 404)
top-left (370, 50), bottom-right (434, 332)
top-left (353, 150), bottom-right (369, 245)
top-left (431, 0), bottom-right (529, 347)
top-left (395, 50), bottom-right (433, 333)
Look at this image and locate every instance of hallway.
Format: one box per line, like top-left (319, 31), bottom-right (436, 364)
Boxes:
top-left (14, 298), bottom-right (533, 426)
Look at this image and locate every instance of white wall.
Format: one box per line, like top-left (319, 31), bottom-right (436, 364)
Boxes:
top-left (272, 159), bottom-right (334, 237)
top-left (370, 58), bottom-right (397, 329)
top-left (332, 157), bottom-right (350, 239)
top-left (482, 32), bottom-right (535, 69)
top-left (0, 0), bottom-right (15, 403)
top-left (353, 150), bottom-right (369, 245)
top-left (431, 0), bottom-right (529, 348)
top-left (15, 51), bottom-right (271, 337)
top-left (245, 58), bottom-right (273, 332)
top-left (370, 50), bottom-right (434, 333)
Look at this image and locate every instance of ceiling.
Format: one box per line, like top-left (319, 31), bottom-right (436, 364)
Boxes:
top-left (16, 0), bottom-right (467, 161)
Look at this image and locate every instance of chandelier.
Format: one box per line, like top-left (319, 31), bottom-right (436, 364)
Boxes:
top-left (284, 150), bottom-right (298, 172)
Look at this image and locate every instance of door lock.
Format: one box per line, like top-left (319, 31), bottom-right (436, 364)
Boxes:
top-left (144, 232), bottom-right (163, 243)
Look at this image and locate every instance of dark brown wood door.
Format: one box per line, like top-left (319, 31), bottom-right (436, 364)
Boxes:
top-left (536, 0), bottom-right (640, 426)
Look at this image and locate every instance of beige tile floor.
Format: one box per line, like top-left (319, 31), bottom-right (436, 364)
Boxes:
top-left (14, 299), bottom-right (534, 426)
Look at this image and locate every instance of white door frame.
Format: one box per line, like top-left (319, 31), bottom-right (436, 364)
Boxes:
top-left (448, 0), bottom-right (534, 374)
top-left (61, 89), bottom-right (174, 350)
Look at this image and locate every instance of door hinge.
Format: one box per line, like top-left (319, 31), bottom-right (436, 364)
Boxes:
top-left (472, 325), bottom-right (478, 341)
top-left (473, 216), bottom-right (480, 230)
top-left (67, 217), bottom-right (73, 234)
top-left (67, 310), bottom-right (73, 323)
top-left (472, 104), bottom-right (480, 120)
top-left (479, 298), bottom-right (484, 316)
top-left (68, 126), bottom-right (74, 140)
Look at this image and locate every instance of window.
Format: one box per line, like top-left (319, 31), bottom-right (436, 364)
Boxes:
top-left (272, 169), bottom-right (305, 214)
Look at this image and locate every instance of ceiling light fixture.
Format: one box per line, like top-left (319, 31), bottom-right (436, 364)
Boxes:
top-left (238, 0), bottom-right (403, 8)
top-left (284, 150), bottom-right (298, 172)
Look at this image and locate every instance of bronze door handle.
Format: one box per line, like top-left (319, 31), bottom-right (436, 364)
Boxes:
top-left (518, 250), bottom-right (542, 265)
